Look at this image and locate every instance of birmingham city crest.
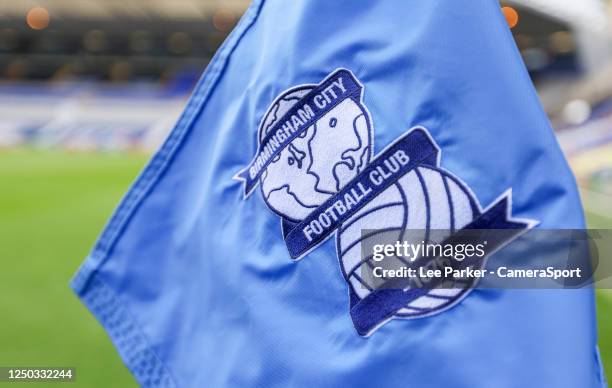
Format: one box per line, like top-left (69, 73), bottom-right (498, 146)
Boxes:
top-left (235, 69), bottom-right (536, 336)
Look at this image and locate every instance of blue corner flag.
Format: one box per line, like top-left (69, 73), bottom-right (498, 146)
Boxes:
top-left (71, 1), bottom-right (607, 387)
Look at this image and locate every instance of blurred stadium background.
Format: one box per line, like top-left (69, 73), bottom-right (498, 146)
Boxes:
top-left (0, 1), bottom-right (610, 386)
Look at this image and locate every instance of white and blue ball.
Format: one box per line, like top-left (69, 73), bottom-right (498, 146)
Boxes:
top-left (336, 166), bottom-right (481, 317)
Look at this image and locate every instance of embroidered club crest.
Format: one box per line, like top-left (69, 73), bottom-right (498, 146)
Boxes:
top-left (235, 69), bottom-right (535, 336)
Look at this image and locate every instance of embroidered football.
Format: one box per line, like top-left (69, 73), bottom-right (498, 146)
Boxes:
top-left (258, 86), bottom-right (372, 222)
top-left (336, 165), bottom-right (480, 318)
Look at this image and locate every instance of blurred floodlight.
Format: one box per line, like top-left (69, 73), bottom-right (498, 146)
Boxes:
top-left (562, 99), bottom-right (592, 125)
top-left (502, 6), bottom-right (519, 29)
top-left (26, 7), bottom-right (50, 30)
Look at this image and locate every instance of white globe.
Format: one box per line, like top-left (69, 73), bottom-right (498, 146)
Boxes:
top-left (260, 86), bottom-right (372, 221)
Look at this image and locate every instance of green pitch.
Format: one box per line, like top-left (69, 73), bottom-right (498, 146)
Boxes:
top-left (0, 149), bottom-right (609, 386)
top-left (0, 149), bottom-right (142, 387)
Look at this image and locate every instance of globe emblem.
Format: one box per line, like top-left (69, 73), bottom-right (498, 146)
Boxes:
top-left (259, 86), bottom-right (372, 222)
top-left (236, 69), bottom-right (534, 336)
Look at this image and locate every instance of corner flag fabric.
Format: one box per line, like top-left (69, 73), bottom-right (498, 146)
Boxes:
top-left (71, 1), bottom-right (607, 387)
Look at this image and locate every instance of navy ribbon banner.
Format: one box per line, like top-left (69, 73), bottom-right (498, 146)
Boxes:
top-left (350, 198), bottom-right (530, 336)
top-left (284, 128), bottom-right (440, 260)
top-left (237, 69), bottom-right (363, 196)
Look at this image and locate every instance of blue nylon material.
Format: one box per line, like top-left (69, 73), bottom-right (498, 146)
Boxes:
top-left (72, 1), bottom-right (605, 387)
